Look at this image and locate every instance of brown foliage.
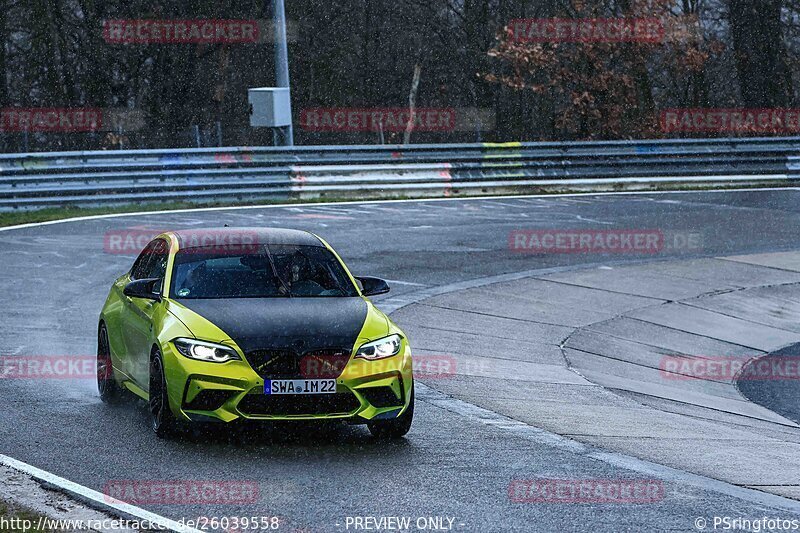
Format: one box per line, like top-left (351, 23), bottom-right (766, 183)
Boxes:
top-left (485, 0), bottom-right (711, 140)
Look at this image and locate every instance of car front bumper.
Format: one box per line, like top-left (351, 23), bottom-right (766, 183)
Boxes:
top-left (162, 341), bottom-right (414, 423)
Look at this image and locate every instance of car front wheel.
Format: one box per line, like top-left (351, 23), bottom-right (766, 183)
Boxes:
top-left (97, 324), bottom-right (121, 403)
top-left (149, 349), bottom-right (178, 438)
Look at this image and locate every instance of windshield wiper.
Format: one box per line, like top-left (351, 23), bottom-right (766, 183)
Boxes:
top-left (263, 244), bottom-right (293, 297)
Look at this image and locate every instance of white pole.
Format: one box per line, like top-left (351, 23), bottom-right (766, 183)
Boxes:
top-left (273, 0), bottom-right (294, 146)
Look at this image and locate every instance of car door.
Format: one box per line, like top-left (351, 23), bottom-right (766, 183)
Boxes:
top-left (112, 240), bottom-right (156, 381)
top-left (122, 238), bottom-right (169, 388)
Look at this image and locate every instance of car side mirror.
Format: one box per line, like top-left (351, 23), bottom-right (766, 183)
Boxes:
top-left (356, 276), bottom-right (390, 297)
top-left (123, 278), bottom-right (162, 301)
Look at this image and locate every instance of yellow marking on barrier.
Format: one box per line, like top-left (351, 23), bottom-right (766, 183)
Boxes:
top-left (481, 161), bottom-right (524, 169)
top-left (483, 141), bottom-right (523, 160)
top-left (482, 142), bottom-right (522, 148)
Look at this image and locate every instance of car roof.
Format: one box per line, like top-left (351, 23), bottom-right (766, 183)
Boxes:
top-left (169, 227), bottom-right (323, 249)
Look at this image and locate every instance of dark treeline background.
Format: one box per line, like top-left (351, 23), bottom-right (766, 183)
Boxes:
top-left (1, 0), bottom-right (798, 151)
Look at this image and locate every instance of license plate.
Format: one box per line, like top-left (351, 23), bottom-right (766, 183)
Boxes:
top-left (264, 379), bottom-right (337, 395)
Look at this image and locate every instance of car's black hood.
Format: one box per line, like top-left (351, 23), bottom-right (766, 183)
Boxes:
top-left (176, 297), bottom-right (369, 353)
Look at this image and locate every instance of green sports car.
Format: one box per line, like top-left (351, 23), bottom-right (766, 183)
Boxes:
top-left (97, 228), bottom-right (414, 439)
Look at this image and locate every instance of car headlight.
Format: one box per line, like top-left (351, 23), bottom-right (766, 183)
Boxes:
top-left (355, 334), bottom-right (402, 361)
top-left (173, 338), bottom-right (241, 363)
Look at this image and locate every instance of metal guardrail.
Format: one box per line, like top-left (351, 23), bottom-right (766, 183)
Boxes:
top-left (2, 137), bottom-right (800, 210)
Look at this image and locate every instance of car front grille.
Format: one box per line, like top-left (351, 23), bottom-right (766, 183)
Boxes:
top-left (245, 348), bottom-right (351, 379)
top-left (237, 391), bottom-right (361, 417)
top-left (246, 349), bottom-right (298, 378)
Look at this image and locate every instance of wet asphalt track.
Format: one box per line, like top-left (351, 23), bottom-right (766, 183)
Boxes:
top-left (4, 191), bottom-right (800, 531)
top-left (738, 346), bottom-right (800, 426)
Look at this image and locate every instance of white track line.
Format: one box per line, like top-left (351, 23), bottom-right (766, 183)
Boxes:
top-left (382, 279), bottom-right (428, 287)
top-left (1, 186), bottom-right (798, 234)
top-left (417, 384), bottom-right (800, 514)
top-left (0, 454), bottom-right (202, 533)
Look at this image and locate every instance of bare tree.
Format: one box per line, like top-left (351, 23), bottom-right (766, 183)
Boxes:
top-left (728, 0), bottom-right (792, 106)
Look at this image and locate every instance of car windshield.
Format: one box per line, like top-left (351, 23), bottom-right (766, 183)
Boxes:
top-left (170, 244), bottom-right (359, 299)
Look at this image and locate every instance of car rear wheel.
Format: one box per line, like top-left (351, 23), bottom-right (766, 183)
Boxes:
top-left (149, 349), bottom-right (178, 439)
top-left (367, 385), bottom-right (414, 439)
top-left (97, 324), bottom-right (121, 403)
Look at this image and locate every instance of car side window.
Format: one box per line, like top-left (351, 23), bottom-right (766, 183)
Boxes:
top-left (130, 241), bottom-right (158, 281)
top-left (130, 239), bottom-right (169, 281)
top-left (141, 239), bottom-right (169, 280)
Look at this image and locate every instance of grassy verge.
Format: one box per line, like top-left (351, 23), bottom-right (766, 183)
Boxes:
top-left (0, 502), bottom-right (50, 532)
top-left (0, 198), bottom-right (359, 229)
